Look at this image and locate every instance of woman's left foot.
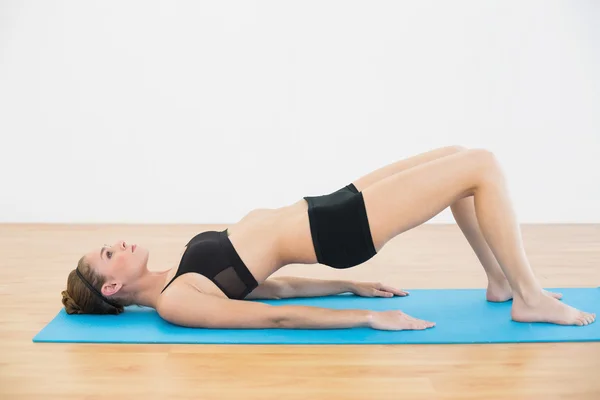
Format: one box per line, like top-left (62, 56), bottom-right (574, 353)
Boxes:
top-left (486, 279), bottom-right (514, 302)
top-left (486, 279), bottom-right (562, 302)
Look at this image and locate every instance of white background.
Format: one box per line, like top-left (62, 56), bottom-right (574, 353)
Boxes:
top-left (1, 0), bottom-right (598, 224)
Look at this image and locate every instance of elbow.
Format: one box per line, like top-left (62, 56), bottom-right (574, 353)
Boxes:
top-left (271, 309), bottom-right (305, 329)
top-left (267, 307), bottom-right (292, 328)
top-left (270, 279), bottom-right (292, 299)
top-left (268, 313), bottom-right (287, 328)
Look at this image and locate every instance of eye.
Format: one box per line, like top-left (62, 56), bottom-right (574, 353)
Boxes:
top-left (107, 251), bottom-right (113, 259)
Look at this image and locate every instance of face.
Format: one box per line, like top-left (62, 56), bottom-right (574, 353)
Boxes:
top-left (85, 240), bottom-right (149, 297)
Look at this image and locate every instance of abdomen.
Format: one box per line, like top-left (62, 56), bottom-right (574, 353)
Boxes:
top-left (228, 200), bottom-right (318, 279)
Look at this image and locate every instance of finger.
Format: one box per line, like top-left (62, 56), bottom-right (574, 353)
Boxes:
top-left (379, 285), bottom-right (409, 296)
top-left (409, 316), bottom-right (435, 326)
top-left (410, 322), bottom-right (428, 330)
top-left (402, 312), bottom-right (421, 321)
top-left (374, 290), bottom-right (394, 297)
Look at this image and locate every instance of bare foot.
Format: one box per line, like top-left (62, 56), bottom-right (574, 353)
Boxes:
top-left (486, 279), bottom-right (514, 302)
top-left (486, 279), bottom-right (563, 302)
top-left (511, 292), bottom-right (596, 326)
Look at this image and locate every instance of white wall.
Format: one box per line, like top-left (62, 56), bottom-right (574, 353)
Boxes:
top-left (1, 0), bottom-right (598, 224)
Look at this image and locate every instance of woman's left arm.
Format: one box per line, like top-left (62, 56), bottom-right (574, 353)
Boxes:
top-left (246, 277), bottom-right (409, 299)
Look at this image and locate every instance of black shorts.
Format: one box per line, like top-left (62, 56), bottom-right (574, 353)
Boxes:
top-left (303, 183), bottom-right (377, 269)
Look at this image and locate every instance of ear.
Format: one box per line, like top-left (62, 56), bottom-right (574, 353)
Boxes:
top-left (101, 281), bottom-right (123, 297)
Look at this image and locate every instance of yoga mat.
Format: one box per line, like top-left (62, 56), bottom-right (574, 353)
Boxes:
top-left (33, 288), bottom-right (600, 344)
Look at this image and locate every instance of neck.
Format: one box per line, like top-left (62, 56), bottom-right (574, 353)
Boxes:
top-left (128, 269), bottom-right (172, 309)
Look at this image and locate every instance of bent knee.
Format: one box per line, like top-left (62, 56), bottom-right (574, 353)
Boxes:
top-left (451, 144), bottom-right (468, 152)
top-left (467, 148), bottom-right (505, 182)
top-left (444, 145), bottom-right (468, 154)
top-left (469, 148), bottom-right (499, 165)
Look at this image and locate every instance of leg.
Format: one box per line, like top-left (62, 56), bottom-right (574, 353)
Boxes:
top-left (451, 197), bottom-right (511, 300)
top-left (361, 149), bottom-right (595, 326)
top-left (352, 145), bottom-right (469, 192)
top-left (351, 145), bottom-right (560, 302)
top-left (451, 196), bottom-right (561, 302)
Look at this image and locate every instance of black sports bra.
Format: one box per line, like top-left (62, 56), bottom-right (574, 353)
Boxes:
top-left (161, 229), bottom-right (259, 299)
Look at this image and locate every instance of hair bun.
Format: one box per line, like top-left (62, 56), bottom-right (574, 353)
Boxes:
top-left (61, 290), bottom-right (83, 314)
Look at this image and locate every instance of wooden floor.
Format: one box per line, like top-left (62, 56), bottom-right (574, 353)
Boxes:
top-left (1, 223), bottom-right (599, 400)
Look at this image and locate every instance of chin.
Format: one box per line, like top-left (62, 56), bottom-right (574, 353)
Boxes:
top-left (133, 245), bottom-right (147, 256)
top-left (137, 247), bottom-right (150, 267)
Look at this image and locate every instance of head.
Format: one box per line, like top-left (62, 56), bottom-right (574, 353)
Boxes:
top-left (61, 240), bottom-right (149, 314)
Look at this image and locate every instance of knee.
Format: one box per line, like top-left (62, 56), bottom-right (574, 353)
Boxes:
top-left (448, 145), bottom-right (468, 153)
top-left (470, 148), bottom-right (498, 164)
top-left (468, 148), bottom-right (505, 181)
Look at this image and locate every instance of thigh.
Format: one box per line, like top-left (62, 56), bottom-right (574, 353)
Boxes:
top-left (362, 149), bottom-right (493, 251)
top-left (352, 145), bottom-right (466, 192)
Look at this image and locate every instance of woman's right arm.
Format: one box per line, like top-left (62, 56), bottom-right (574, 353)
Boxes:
top-left (157, 288), bottom-right (372, 329)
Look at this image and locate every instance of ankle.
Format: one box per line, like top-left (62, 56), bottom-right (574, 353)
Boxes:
top-left (513, 287), bottom-right (544, 306)
top-left (487, 275), bottom-right (510, 286)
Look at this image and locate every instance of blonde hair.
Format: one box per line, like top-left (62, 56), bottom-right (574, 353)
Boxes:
top-left (61, 256), bottom-right (129, 314)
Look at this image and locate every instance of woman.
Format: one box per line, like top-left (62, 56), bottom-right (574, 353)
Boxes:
top-left (61, 146), bottom-right (595, 330)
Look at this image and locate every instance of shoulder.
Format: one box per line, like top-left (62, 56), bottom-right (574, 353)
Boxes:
top-left (156, 277), bottom-right (234, 323)
top-left (155, 281), bottom-right (280, 329)
top-left (156, 282), bottom-right (203, 322)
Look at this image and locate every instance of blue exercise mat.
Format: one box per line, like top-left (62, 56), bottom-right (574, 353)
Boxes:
top-left (33, 288), bottom-right (600, 344)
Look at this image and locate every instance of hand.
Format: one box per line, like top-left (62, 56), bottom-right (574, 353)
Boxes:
top-left (351, 281), bottom-right (409, 298)
top-left (368, 310), bottom-right (435, 331)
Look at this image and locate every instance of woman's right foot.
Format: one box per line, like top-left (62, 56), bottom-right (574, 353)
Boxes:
top-left (511, 291), bottom-right (596, 326)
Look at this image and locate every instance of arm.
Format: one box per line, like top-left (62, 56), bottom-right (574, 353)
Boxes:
top-left (245, 277), bottom-right (409, 299)
top-left (245, 277), bottom-right (353, 299)
top-left (156, 286), bottom-right (371, 329)
top-left (271, 276), bottom-right (354, 298)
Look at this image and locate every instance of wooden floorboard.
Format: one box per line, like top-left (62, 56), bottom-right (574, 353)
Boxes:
top-left (1, 224), bottom-right (599, 399)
